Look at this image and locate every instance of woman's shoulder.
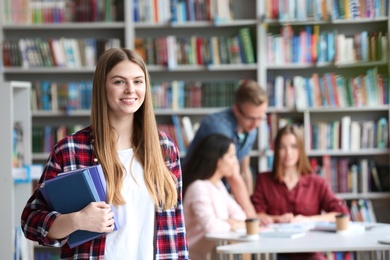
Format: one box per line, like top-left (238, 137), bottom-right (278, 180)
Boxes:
top-left (54, 126), bottom-right (92, 149)
top-left (302, 173), bottom-right (328, 186)
top-left (188, 179), bottom-right (208, 189)
top-left (257, 171), bottom-right (274, 180)
top-left (185, 180), bottom-right (209, 196)
top-left (158, 130), bottom-right (177, 148)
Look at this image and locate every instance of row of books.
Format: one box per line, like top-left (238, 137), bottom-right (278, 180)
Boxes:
top-left (133, 0), bottom-right (233, 23)
top-left (2, 0), bottom-right (123, 25)
top-left (265, 0), bottom-right (388, 21)
top-left (152, 80), bottom-right (238, 109)
top-left (133, 0), bottom-right (169, 23)
top-left (349, 199), bottom-right (377, 223)
top-left (31, 81), bottom-right (93, 112)
top-left (315, 157), bottom-right (389, 194)
top-left (158, 115), bottom-right (198, 154)
top-left (262, 114), bottom-right (388, 152)
top-left (264, 154), bottom-right (389, 194)
top-left (2, 37), bottom-right (121, 68)
top-left (310, 117), bottom-right (389, 150)
top-left (135, 27), bottom-right (255, 67)
top-left (171, 0), bottom-right (233, 23)
top-left (331, 0), bottom-right (389, 20)
top-left (32, 125), bottom-right (85, 153)
top-left (267, 69), bottom-right (389, 109)
top-left (268, 26), bottom-right (387, 65)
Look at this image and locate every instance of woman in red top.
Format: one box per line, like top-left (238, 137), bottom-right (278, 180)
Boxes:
top-left (251, 124), bottom-right (349, 260)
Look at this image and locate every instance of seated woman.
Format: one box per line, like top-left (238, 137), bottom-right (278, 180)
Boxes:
top-left (251, 124), bottom-right (349, 260)
top-left (182, 134), bottom-right (246, 260)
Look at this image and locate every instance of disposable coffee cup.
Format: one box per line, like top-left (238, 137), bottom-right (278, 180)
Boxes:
top-left (336, 214), bottom-right (349, 232)
top-left (245, 218), bottom-right (259, 239)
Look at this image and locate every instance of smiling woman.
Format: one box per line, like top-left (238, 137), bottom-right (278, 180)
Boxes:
top-left (21, 48), bottom-right (189, 259)
top-left (104, 60), bottom-right (146, 120)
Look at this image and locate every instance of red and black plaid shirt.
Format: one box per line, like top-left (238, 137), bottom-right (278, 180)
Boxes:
top-left (21, 126), bottom-right (189, 259)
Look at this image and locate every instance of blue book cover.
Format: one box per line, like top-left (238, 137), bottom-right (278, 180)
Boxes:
top-left (171, 115), bottom-right (186, 153)
top-left (88, 165), bottom-right (120, 231)
top-left (40, 165), bottom-right (119, 248)
top-left (327, 31), bottom-right (336, 62)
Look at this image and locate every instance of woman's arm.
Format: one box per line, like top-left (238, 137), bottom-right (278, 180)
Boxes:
top-left (257, 212), bottom-right (295, 224)
top-left (47, 202), bottom-right (114, 239)
top-left (291, 212), bottom-right (340, 223)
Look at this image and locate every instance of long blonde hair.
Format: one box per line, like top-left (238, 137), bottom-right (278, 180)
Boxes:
top-left (90, 48), bottom-right (177, 210)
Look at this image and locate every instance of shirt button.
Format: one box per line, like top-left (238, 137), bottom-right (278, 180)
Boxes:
top-left (94, 158), bottom-right (98, 162)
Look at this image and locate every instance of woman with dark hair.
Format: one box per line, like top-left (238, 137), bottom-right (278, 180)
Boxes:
top-left (21, 48), bottom-right (189, 259)
top-left (251, 124), bottom-right (349, 260)
top-left (183, 134), bottom-right (246, 260)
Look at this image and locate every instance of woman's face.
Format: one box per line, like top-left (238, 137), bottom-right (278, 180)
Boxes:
top-left (217, 143), bottom-right (239, 178)
top-left (278, 133), bottom-right (299, 169)
top-left (105, 60), bottom-right (146, 119)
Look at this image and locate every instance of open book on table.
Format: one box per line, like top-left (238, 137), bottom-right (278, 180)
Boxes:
top-left (258, 222), bottom-right (315, 239)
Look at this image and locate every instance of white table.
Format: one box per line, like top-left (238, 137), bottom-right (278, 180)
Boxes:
top-left (210, 223), bottom-right (390, 260)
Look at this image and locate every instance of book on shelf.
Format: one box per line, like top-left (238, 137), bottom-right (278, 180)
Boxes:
top-left (171, 115), bottom-right (187, 153)
top-left (39, 164), bottom-right (120, 248)
top-left (181, 116), bottom-right (195, 145)
top-left (14, 226), bottom-right (30, 260)
top-left (13, 122), bottom-right (24, 168)
top-left (349, 198), bottom-right (377, 223)
top-left (3, 37), bottom-right (120, 69)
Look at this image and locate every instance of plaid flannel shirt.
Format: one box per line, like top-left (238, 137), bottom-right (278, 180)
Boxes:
top-left (21, 126), bottom-right (189, 259)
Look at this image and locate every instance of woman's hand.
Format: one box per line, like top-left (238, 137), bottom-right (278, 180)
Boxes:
top-left (47, 201), bottom-right (115, 240)
top-left (227, 219), bottom-right (245, 230)
top-left (258, 214), bottom-right (274, 226)
top-left (76, 202), bottom-right (116, 233)
top-left (276, 213), bottom-right (294, 223)
top-left (291, 214), bottom-right (312, 223)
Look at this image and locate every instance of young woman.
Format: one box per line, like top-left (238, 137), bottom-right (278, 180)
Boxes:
top-left (251, 124), bottom-right (349, 260)
top-left (21, 48), bottom-right (189, 259)
top-left (182, 134), bottom-right (246, 260)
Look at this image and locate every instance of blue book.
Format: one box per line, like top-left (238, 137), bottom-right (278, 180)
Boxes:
top-left (327, 31), bottom-right (336, 62)
top-left (171, 115), bottom-right (187, 153)
top-left (133, 0), bottom-right (139, 22)
top-left (40, 165), bottom-right (119, 248)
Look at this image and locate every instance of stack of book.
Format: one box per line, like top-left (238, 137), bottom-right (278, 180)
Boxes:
top-left (40, 164), bottom-right (120, 248)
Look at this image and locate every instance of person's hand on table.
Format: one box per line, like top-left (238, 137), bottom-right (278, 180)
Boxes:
top-left (290, 214), bottom-right (311, 223)
top-left (276, 213), bottom-right (294, 223)
top-left (258, 214), bottom-right (274, 226)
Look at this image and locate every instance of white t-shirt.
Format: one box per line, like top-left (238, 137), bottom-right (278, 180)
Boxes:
top-left (105, 149), bottom-right (155, 259)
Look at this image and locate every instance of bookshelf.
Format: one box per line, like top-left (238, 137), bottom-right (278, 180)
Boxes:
top-left (0, 81), bottom-right (33, 260)
top-left (1, 0), bottom-right (390, 226)
top-left (258, 1), bottom-right (390, 223)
